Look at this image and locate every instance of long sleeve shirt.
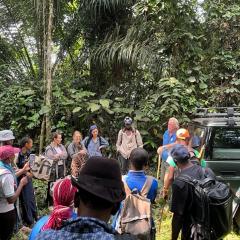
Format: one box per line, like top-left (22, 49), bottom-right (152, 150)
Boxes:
top-left (116, 129), bottom-right (143, 159)
top-left (45, 144), bottom-right (68, 166)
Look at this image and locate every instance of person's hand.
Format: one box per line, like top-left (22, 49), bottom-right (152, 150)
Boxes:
top-left (54, 154), bottom-right (61, 159)
top-left (157, 146), bottom-right (163, 155)
top-left (99, 145), bottom-right (106, 150)
top-left (161, 187), bottom-right (169, 200)
top-left (79, 149), bottom-right (86, 155)
top-left (20, 176), bottom-right (28, 186)
top-left (26, 172), bottom-right (33, 178)
top-left (23, 162), bottom-right (30, 172)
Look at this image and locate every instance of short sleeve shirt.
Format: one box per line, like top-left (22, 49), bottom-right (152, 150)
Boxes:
top-left (0, 173), bottom-right (15, 213)
top-left (162, 130), bottom-right (176, 161)
top-left (166, 150), bottom-right (206, 168)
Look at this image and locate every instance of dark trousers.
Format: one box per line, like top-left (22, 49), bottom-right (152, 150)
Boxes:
top-left (0, 209), bottom-right (16, 240)
top-left (118, 154), bottom-right (129, 175)
top-left (19, 179), bottom-right (38, 226)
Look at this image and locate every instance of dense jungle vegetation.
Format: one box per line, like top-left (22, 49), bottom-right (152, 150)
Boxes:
top-left (1, 1), bottom-right (240, 239)
top-left (1, 0), bottom-right (239, 155)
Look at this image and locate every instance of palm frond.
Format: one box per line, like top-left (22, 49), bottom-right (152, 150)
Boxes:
top-left (92, 24), bottom-right (158, 69)
top-left (81, 0), bottom-right (133, 16)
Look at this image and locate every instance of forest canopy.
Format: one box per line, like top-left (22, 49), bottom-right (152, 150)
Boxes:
top-left (0, 0), bottom-right (239, 153)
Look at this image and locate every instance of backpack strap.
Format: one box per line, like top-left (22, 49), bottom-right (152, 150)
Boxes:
top-left (122, 177), bottom-right (132, 196)
top-left (141, 176), bottom-right (154, 197)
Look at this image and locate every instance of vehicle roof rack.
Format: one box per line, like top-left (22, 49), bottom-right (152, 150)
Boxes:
top-left (195, 107), bottom-right (240, 118)
top-left (194, 107), bottom-right (240, 126)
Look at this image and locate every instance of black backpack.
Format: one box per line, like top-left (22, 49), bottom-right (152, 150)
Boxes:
top-left (178, 171), bottom-right (233, 240)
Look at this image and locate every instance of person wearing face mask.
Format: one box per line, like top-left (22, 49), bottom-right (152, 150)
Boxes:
top-left (116, 117), bottom-right (143, 175)
top-left (157, 118), bottom-right (179, 187)
top-left (82, 125), bottom-right (109, 157)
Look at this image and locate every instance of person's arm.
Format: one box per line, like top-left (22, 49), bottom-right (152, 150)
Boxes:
top-left (5, 176), bottom-right (28, 204)
top-left (136, 130), bottom-right (143, 148)
top-left (67, 143), bottom-right (75, 158)
top-left (150, 179), bottom-right (158, 203)
top-left (116, 130), bottom-right (122, 152)
top-left (162, 166), bottom-right (175, 199)
top-left (45, 146), bottom-right (59, 160)
top-left (15, 162), bottom-right (30, 177)
top-left (170, 180), bottom-right (188, 240)
top-left (60, 145), bottom-right (68, 160)
top-left (99, 137), bottom-right (109, 147)
top-left (80, 143), bottom-right (88, 154)
top-left (172, 213), bottom-right (184, 240)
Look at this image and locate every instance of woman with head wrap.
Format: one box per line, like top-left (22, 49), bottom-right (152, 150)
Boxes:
top-left (29, 178), bottom-right (77, 240)
top-left (82, 125), bottom-right (109, 157)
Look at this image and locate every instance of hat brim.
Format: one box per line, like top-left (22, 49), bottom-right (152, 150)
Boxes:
top-left (0, 137), bottom-right (15, 141)
top-left (71, 175), bottom-right (126, 203)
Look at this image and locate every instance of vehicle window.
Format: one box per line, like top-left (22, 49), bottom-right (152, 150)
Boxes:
top-left (188, 125), bottom-right (206, 151)
top-left (213, 128), bottom-right (240, 148)
top-left (212, 128), bottom-right (240, 160)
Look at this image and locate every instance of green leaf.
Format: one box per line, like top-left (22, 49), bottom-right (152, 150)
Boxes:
top-left (99, 99), bottom-right (110, 108)
top-left (103, 107), bottom-right (114, 115)
top-left (188, 76), bottom-right (196, 83)
top-left (112, 107), bottom-right (134, 114)
top-left (21, 89), bottom-right (35, 96)
top-left (39, 105), bottom-right (50, 115)
top-left (88, 103), bottom-right (101, 112)
top-left (72, 107), bottom-right (81, 113)
top-left (199, 83), bottom-right (208, 89)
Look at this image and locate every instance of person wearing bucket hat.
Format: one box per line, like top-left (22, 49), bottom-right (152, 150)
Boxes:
top-left (169, 144), bottom-right (215, 240)
top-left (116, 117), bottom-right (143, 174)
top-left (0, 145), bottom-right (28, 240)
top-left (82, 125), bottom-right (109, 157)
top-left (0, 130), bottom-right (15, 146)
top-left (36, 157), bottom-right (136, 240)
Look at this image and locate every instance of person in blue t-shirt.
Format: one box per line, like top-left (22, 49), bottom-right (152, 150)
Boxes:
top-left (124, 148), bottom-right (158, 202)
top-left (113, 148), bottom-right (158, 234)
top-left (157, 118), bottom-right (179, 187)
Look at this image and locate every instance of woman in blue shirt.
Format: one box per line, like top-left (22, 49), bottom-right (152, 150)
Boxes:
top-left (82, 125), bottom-right (109, 157)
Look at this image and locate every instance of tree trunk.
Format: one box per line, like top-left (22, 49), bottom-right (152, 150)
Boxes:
top-left (38, 0), bottom-right (54, 153)
top-left (45, 0), bottom-right (54, 143)
top-left (39, 116), bottom-right (45, 154)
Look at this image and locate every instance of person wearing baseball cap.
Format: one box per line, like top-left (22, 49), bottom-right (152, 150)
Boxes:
top-left (162, 128), bottom-right (206, 199)
top-left (36, 156), bottom-right (136, 240)
top-left (170, 144), bottom-right (215, 240)
top-left (116, 117), bottom-right (143, 174)
top-left (0, 145), bottom-right (28, 240)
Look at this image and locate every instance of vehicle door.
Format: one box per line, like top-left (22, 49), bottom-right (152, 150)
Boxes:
top-left (205, 127), bottom-right (240, 192)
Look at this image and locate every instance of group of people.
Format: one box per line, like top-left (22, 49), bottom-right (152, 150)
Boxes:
top-left (0, 116), bottom-right (217, 240)
top-left (0, 131), bottom-right (37, 240)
